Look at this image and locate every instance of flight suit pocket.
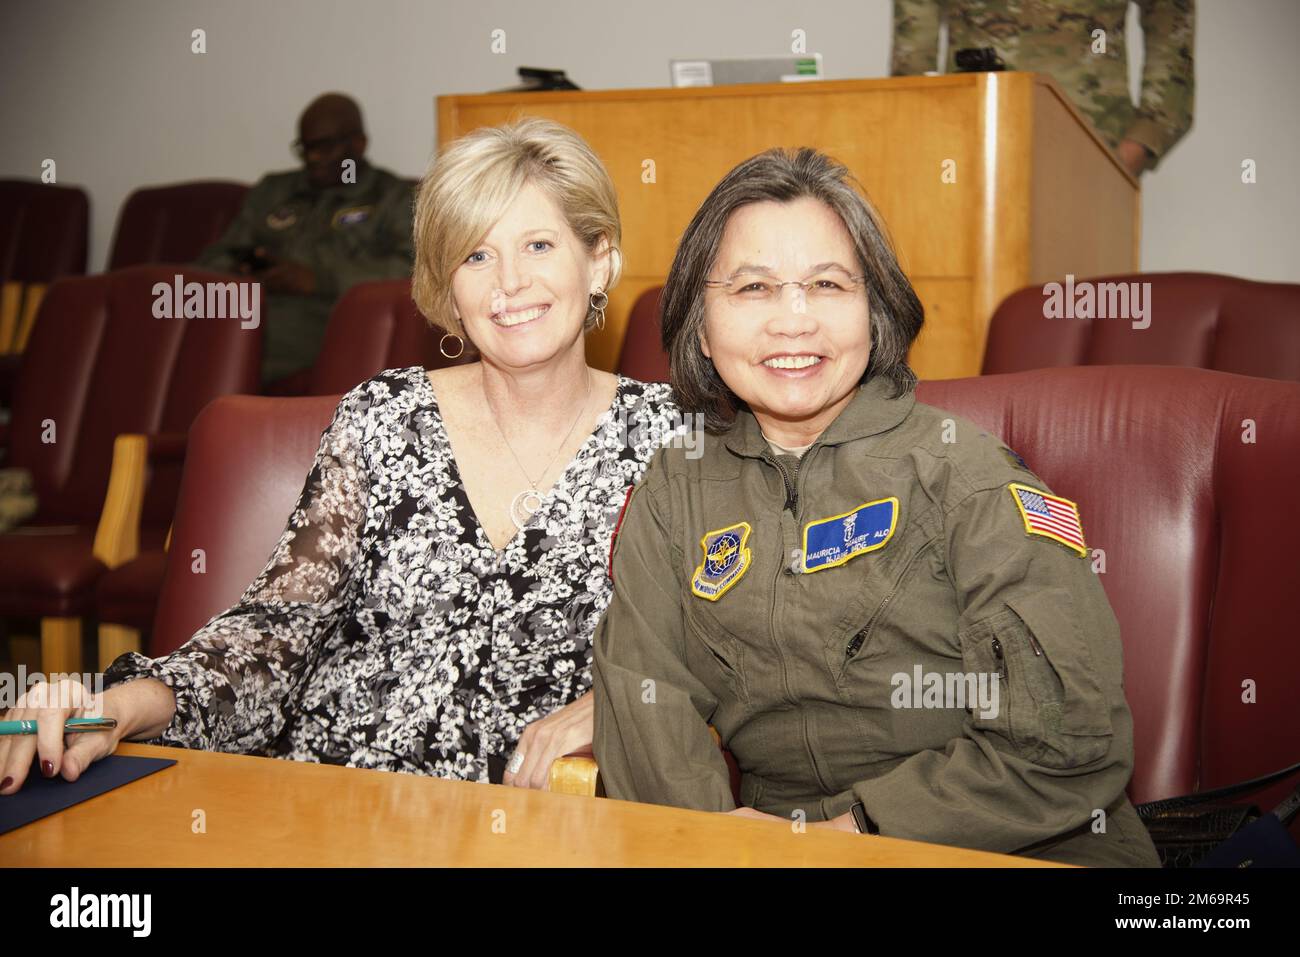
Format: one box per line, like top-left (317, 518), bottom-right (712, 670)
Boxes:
top-left (829, 538), bottom-right (937, 683)
top-left (685, 611), bottom-right (748, 705)
top-left (958, 590), bottom-right (1113, 770)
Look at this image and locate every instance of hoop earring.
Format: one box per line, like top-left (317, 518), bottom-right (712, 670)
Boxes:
top-left (589, 289), bottom-right (609, 332)
top-left (439, 333), bottom-right (464, 359)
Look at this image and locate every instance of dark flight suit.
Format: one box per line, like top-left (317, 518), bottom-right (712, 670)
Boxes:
top-left (592, 374), bottom-right (1161, 866)
top-left (195, 159), bottom-right (415, 383)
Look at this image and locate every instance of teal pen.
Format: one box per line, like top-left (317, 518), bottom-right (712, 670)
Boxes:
top-left (0, 717), bottom-right (118, 735)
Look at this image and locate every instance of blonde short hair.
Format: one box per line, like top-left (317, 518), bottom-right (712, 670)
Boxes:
top-left (412, 116), bottom-right (623, 338)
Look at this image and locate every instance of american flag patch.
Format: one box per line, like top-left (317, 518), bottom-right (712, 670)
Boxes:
top-left (1008, 483), bottom-right (1087, 556)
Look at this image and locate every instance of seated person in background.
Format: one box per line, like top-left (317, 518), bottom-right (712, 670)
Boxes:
top-left (0, 118), bottom-right (679, 796)
top-left (591, 146), bottom-right (1161, 867)
top-left (890, 0), bottom-right (1195, 176)
top-left (195, 91), bottom-right (415, 385)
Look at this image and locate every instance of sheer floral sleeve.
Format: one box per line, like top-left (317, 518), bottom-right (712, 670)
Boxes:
top-left (102, 386), bottom-right (372, 755)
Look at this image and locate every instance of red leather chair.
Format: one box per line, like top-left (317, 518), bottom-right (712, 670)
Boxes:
top-left (263, 278), bottom-right (474, 396)
top-left (616, 286), bottom-right (670, 383)
top-left (0, 180), bottom-right (90, 406)
top-left (0, 180), bottom-right (88, 293)
top-left (982, 272), bottom-right (1300, 381)
top-left (0, 265), bottom-right (262, 672)
top-left (107, 181), bottom-right (249, 270)
top-left (95, 279), bottom-right (474, 649)
top-left (146, 394), bottom-right (339, 657)
top-left (306, 279), bottom-right (474, 393)
top-left (914, 366), bottom-right (1300, 837)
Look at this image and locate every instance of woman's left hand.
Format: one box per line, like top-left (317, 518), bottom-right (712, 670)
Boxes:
top-left (504, 690), bottom-right (594, 790)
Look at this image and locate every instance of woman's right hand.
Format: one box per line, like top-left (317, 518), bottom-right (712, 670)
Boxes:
top-left (0, 679), bottom-right (131, 794)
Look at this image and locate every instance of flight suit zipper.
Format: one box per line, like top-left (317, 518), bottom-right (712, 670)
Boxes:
top-left (762, 451), bottom-right (800, 514)
top-left (761, 450), bottom-right (805, 708)
top-left (992, 636), bottom-right (1008, 679)
top-left (761, 449), bottom-right (830, 789)
top-left (842, 544), bottom-right (929, 676)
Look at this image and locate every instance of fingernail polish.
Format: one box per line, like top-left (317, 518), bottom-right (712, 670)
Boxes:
top-left (1, 776), bottom-right (12, 790)
top-left (42, 760), bottom-right (55, 778)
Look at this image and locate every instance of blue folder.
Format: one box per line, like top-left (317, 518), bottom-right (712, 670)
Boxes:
top-left (0, 754), bottom-right (176, 835)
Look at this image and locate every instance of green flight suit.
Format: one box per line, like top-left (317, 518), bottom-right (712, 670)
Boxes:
top-left (891, 0), bottom-right (1195, 167)
top-left (592, 375), bottom-right (1161, 867)
top-left (195, 159), bottom-right (415, 383)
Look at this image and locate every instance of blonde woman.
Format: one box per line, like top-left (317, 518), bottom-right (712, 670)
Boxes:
top-left (0, 118), bottom-right (679, 795)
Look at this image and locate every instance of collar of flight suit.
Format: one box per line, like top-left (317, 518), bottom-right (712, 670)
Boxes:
top-left (722, 373), bottom-right (917, 460)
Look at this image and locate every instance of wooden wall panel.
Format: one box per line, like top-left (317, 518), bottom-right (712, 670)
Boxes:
top-left (437, 74), bottom-right (1137, 378)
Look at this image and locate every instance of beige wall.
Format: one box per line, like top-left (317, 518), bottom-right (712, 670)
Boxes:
top-left (1, 0), bottom-right (1294, 283)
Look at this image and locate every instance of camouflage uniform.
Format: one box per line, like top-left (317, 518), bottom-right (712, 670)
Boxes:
top-left (195, 159), bottom-right (415, 383)
top-left (891, 0), bottom-right (1195, 167)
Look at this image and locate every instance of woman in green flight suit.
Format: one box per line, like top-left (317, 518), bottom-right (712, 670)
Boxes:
top-left (590, 146), bottom-right (1160, 867)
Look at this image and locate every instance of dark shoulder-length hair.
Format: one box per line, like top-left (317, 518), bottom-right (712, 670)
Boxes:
top-left (661, 147), bottom-right (924, 433)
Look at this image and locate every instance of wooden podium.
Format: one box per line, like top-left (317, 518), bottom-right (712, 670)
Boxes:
top-left (437, 73), bottom-right (1138, 379)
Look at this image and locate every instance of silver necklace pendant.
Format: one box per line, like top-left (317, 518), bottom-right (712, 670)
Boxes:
top-left (488, 369), bottom-right (594, 536)
top-left (510, 488), bottom-right (545, 531)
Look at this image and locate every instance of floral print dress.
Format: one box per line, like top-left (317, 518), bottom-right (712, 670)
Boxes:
top-left (103, 366), bottom-right (680, 784)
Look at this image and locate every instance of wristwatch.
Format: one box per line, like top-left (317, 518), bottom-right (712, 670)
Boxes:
top-left (849, 800), bottom-right (879, 835)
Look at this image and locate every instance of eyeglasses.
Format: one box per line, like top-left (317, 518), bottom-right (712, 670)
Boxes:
top-left (703, 267), bottom-right (867, 309)
top-left (291, 132), bottom-right (360, 159)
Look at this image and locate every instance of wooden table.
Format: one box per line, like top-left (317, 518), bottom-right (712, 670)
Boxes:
top-left (0, 743), bottom-right (1059, 866)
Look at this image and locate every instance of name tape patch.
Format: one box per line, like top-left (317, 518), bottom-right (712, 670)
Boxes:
top-left (332, 205), bottom-right (373, 228)
top-left (801, 497), bottom-right (898, 573)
